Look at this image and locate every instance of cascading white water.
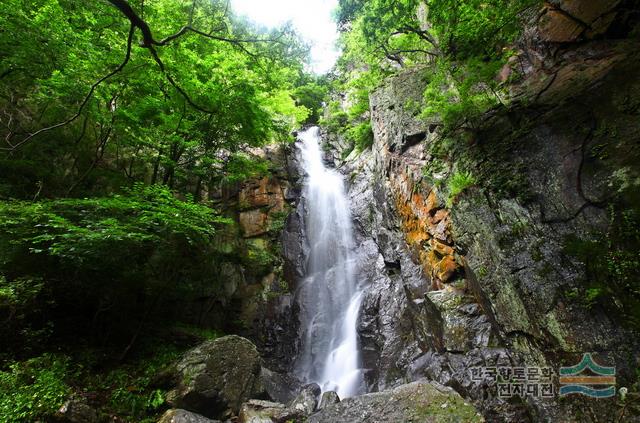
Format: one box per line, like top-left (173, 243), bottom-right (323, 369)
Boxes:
top-left (294, 126), bottom-right (364, 399)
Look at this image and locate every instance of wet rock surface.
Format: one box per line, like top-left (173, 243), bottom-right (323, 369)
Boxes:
top-left (307, 380), bottom-right (483, 423)
top-left (317, 5), bottom-right (640, 420)
top-left (318, 391), bottom-right (340, 409)
top-left (288, 383), bottom-right (320, 415)
top-left (258, 367), bottom-right (302, 404)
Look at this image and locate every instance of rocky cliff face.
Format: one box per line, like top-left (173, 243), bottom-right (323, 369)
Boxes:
top-left (315, 2), bottom-right (640, 421)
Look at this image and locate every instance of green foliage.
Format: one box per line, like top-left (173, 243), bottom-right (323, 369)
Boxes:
top-left (427, 0), bottom-right (539, 59)
top-left (320, 75), bottom-right (374, 153)
top-left (421, 57), bottom-right (506, 131)
top-left (268, 210), bottom-right (290, 236)
top-left (0, 184), bottom-right (226, 265)
top-left (106, 372), bottom-right (166, 417)
top-left (294, 76), bottom-right (330, 124)
top-left (0, 0), bottom-right (310, 199)
top-left (564, 204), bottom-right (640, 327)
top-left (337, 0), bottom-right (431, 71)
top-left (0, 184), bottom-right (231, 352)
top-left (221, 153), bottom-right (271, 185)
top-left (321, 101), bottom-right (350, 134)
top-left (447, 170), bottom-right (476, 205)
top-left (584, 287), bottom-right (604, 309)
top-left (334, 0), bottom-right (538, 142)
top-left (78, 344), bottom-right (182, 421)
top-left (347, 121), bottom-right (374, 152)
top-left (243, 241), bottom-right (277, 277)
top-left (0, 3), bottom-right (317, 421)
top-left (0, 354), bottom-right (71, 423)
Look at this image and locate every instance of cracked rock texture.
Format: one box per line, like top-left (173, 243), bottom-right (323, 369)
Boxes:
top-left (316, 2), bottom-right (640, 420)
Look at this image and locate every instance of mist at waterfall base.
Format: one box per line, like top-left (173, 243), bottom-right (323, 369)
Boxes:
top-left (293, 127), bottom-right (365, 399)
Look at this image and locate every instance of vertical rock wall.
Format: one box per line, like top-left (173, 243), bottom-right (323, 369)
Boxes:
top-left (318, 6), bottom-right (640, 419)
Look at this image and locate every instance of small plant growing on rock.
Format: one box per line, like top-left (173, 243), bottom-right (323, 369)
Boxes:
top-left (447, 170), bottom-right (476, 206)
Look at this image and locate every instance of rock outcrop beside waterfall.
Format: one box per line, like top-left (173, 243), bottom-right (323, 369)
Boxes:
top-left (157, 335), bottom-right (480, 423)
top-left (165, 335), bottom-right (264, 418)
top-left (316, 3), bottom-right (640, 420)
top-left (308, 380), bottom-right (482, 423)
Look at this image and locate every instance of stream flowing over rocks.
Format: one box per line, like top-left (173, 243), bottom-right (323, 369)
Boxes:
top-left (292, 127), bottom-right (365, 399)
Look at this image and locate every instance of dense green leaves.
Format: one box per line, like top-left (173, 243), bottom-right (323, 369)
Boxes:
top-left (427, 0), bottom-right (538, 59)
top-left (0, 0), bottom-right (310, 199)
top-left (0, 184), bottom-right (226, 264)
top-left (330, 0), bottom-right (539, 139)
top-left (0, 354), bottom-right (71, 423)
top-left (0, 185), bottom-right (231, 354)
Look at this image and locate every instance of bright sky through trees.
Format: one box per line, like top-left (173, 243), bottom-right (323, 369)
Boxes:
top-left (231, 0), bottom-right (339, 73)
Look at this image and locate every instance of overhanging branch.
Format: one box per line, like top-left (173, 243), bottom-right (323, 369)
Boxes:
top-left (2, 24), bottom-right (135, 151)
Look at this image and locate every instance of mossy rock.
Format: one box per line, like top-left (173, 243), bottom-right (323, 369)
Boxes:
top-left (166, 335), bottom-right (263, 419)
top-left (308, 380), bottom-right (482, 422)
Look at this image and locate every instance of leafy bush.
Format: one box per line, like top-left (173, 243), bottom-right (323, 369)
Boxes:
top-left (268, 211), bottom-right (290, 236)
top-left (76, 344), bottom-right (183, 421)
top-left (222, 153), bottom-right (271, 185)
top-left (0, 354), bottom-right (71, 423)
top-left (427, 0), bottom-right (538, 59)
top-left (321, 101), bottom-right (350, 134)
top-left (294, 78), bottom-right (329, 124)
top-left (347, 121), bottom-right (374, 152)
top-left (0, 184), bottom-right (231, 352)
top-left (243, 241), bottom-right (277, 277)
top-left (447, 170), bottom-right (476, 205)
top-left (421, 57), bottom-right (506, 131)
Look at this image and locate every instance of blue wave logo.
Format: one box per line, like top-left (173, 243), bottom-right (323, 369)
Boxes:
top-left (559, 353), bottom-right (616, 398)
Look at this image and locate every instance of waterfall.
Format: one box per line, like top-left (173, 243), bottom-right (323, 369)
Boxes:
top-left (294, 126), bottom-right (364, 399)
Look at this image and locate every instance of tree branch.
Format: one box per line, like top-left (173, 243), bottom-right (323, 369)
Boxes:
top-left (2, 24), bottom-right (135, 151)
top-left (146, 45), bottom-right (216, 114)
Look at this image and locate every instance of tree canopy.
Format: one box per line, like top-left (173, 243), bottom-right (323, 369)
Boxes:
top-left (1, 0), bottom-right (311, 199)
top-left (326, 0), bottom-right (539, 145)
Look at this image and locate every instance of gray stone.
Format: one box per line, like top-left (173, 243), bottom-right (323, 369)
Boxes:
top-left (307, 381), bottom-right (482, 423)
top-left (318, 391), bottom-right (340, 409)
top-left (288, 383), bottom-right (320, 415)
top-left (258, 367), bottom-right (302, 404)
top-left (238, 399), bottom-right (286, 423)
top-left (157, 409), bottom-right (220, 423)
top-left (58, 398), bottom-right (97, 423)
top-left (166, 335), bottom-right (262, 419)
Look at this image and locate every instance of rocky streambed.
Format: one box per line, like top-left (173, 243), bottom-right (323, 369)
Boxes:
top-left (153, 335), bottom-right (483, 423)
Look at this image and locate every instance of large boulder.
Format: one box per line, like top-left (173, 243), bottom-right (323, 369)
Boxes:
top-left (318, 391), bottom-right (340, 410)
top-left (258, 367), bottom-right (302, 404)
top-left (238, 400), bottom-right (287, 423)
top-left (157, 409), bottom-right (221, 423)
top-left (238, 384), bottom-right (321, 423)
top-left (166, 335), bottom-right (263, 419)
top-left (288, 383), bottom-right (320, 415)
top-left (307, 381), bottom-right (483, 423)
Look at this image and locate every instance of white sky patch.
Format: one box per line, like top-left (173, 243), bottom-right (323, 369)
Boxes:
top-left (231, 0), bottom-right (339, 74)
